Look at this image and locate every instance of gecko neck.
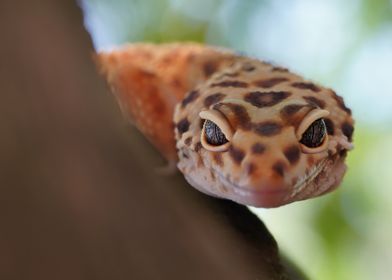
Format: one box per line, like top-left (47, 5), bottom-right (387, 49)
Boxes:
top-left (98, 43), bottom-right (235, 161)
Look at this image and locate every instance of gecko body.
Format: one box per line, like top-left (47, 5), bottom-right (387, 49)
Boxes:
top-left (98, 43), bottom-right (354, 208)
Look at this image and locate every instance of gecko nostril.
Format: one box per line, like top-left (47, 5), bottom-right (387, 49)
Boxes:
top-left (251, 143), bottom-right (266, 154)
top-left (272, 161), bottom-right (286, 177)
top-left (283, 145), bottom-right (301, 165)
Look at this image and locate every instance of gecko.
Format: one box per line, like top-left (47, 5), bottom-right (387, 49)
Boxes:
top-left (97, 43), bottom-right (354, 208)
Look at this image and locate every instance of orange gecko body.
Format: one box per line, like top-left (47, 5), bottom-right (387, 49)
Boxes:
top-left (98, 43), bottom-right (236, 161)
top-left (97, 43), bottom-right (354, 208)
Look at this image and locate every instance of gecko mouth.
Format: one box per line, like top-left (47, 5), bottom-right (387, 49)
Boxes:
top-left (288, 153), bottom-right (347, 202)
top-left (290, 158), bottom-right (330, 198)
top-left (210, 153), bottom-right (347, 208)
top-left (213, 172), bottom-right (291, 207)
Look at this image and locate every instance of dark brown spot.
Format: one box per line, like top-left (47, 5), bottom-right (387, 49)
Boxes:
top-left (176, 118), bottom-right (190, 135)
top-left (181, 150), bottom-right (189, 159)
top-left (280, 104), bottom-right (306, 117)
top-left (340, 149), bottom-right (347, 157)
top-left (244, 91), bottom-right (291, 108)
top-left (280, 104), bottom-right (316, 127)
top-left (254, 77), bottom-right (288, 88)
top-left (204, 93), bottom-right (226, 107)
top-left (184, 137), bottom-right (192, 146)
top-left (332, 91), bottom-right (352, 114)
top-left (211, 80), bottom-right (249, 88)
top-left (303, 96), bottom-right (326, 108)
top-left (213, 103), bottom-right (251, 130)
top-left (203, 61), bottom-right (217, 77)
top-left (194, 142), bottom-right (202, 152)
top-left (284, 145), bottom-right (301, 165)
top-left (181, 90), bottom-right (199, 108)
top-left (199, 119), bottom-right (205, 129)
top-left (246, 163), bottom-right (257, 175)
top-left (253, 122), bottom-right (282, 136)
top-left (230, 105), bottom-right (251, 129)
top-left (272, 161), bottom-right (286, 177)
top-left (213, 153), bottom-right (223, 166)
top-left (242, 63), bottom-right (255, 71)
top-left (341, 122), bottom-right (354, 141)
top-left (229, 146), bottom-right (245, 165)
top-left (323, 118), bottom-right (335, 135)
top-left (291, 82), bottom-right (321, 92)
top-left (271, 66), bottom-right (288, 72)
top-left (251, 143), bottom-right (266, 154)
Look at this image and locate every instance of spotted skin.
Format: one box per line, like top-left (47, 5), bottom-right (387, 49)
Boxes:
top-left (97, 43), bottom-right (354, 208)
top-left (97, 43), bottom-right (236, 161)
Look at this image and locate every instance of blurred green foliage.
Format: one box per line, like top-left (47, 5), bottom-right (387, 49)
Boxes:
top-left (360, 0), bottom-right (392, 33)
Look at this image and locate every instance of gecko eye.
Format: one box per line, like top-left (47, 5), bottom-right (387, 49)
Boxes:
top-left (204, 120), bottom-right (228, 145)
top-left (199, 110), bottom-right (233, 152)
top-left (300, 119), bottom-right (326, 148)
top-left (296, 109), bottom-right (329, 153)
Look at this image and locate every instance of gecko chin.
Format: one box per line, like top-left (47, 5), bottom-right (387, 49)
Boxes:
top-left (205, 153), bottom-right (348, 208)
top-left (214, 173), bottom-right (292, 208)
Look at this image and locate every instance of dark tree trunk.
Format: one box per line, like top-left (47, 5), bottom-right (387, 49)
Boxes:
top-left (0, 1), bottom-right (305, 279)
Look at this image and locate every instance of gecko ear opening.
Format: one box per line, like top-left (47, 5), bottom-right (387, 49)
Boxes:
top-left (297, 109), bottom-right (330, 154)
top-left (199, 110), bottom-right (233, 152)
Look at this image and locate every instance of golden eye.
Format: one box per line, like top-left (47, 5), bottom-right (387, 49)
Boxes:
top-left (300, 118), bottom-right (327, 148)
top-left (204, 120), bottom-right (228, 146)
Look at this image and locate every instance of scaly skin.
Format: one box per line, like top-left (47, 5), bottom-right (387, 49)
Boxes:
top-left (97, 43), bottom-right (354, 208)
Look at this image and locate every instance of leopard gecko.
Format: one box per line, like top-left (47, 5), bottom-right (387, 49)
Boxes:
top-left (97, 43), bottom-right (354, 208)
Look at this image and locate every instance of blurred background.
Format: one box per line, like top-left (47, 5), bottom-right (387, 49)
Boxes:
top-left (81, 0), bottom-right (392, 279)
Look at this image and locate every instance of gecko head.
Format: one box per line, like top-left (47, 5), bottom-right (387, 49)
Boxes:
top-left (174, 59), bottom-right (354, 208)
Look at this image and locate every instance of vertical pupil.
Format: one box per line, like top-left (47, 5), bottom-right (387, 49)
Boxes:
top-left (204, 120), bottom-right (228, 145)
top-left (300, 119), bottom-right (326, 147)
